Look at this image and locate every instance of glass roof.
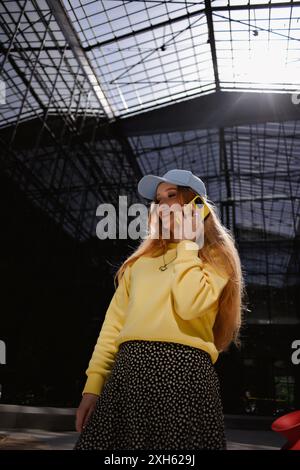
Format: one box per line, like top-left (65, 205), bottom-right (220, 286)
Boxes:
top-left (0, 0), bottom-right (299, 289)
top-left (2, 0), bottom-right (300, 123)
top-left (213, 2), bottom-right (300, 91)
top-left (62, 0), bottom-right (214, 116)
top-left (61, 0), bottom-right (300, 117)
top-left (0, 0), bottom-right (108, 128)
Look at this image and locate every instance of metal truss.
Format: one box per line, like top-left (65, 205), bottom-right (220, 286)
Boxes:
top-left (0, 0), bottom-right (142, 241)
top-left (0, 0), bottom-right (299, 297)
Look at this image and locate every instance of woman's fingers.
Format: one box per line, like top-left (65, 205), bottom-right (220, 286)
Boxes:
top-left (180, 203), bottom-right (203, 242)
top-left (76, 405), bottom-right (90, 433)
top-left (75, 394), bottom-right (99, 433)
top-left (75, 410), bottom-right (84, 433)
top-left (83, 407), bottom-right (95, 428)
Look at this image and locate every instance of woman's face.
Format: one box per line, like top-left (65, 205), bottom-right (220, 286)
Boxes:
top-left (155, 182), bottom-right (181, 239)
top-left (154, 182), bottom-right (206, 244)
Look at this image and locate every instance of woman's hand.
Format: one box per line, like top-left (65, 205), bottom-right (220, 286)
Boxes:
top-left (75, 393), bottom-right (99, 433)
top-left (174, 203), bottom-right (204, 244)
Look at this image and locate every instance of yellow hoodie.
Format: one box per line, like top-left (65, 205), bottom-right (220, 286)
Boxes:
top-left (82, 239), bottom-right (230, 396)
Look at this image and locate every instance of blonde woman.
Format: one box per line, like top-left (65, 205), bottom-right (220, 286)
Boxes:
top-left (74, 169), bottom-right (246, 450)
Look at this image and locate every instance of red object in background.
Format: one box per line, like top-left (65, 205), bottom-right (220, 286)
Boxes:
top-left (271, 410), bottom-right (300, 450)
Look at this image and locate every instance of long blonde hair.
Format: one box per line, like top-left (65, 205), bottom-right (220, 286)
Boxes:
top-left (114, 186), bottom-right (248, 354)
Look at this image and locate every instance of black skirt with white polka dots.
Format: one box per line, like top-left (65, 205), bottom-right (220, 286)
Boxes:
top-left (74, 340), bottom-right (227, 450)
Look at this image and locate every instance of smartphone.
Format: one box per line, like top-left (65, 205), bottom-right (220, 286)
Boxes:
top-left (175, 195), bottom-right (210, 224)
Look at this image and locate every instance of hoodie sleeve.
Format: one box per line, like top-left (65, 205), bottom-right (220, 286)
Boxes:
top-left (82, 264), bottom-right (131, 396)
top-left (170, 240), bottom-right (229, 321)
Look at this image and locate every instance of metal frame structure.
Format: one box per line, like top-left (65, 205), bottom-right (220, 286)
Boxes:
top-left (0, 1), bottom-right (299, 288)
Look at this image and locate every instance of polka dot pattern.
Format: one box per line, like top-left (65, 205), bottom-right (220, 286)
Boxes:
top-left (74, 340), bottom-right (227, 450)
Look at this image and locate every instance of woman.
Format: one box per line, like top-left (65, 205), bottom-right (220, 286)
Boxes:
top-left (74, 169), bottom-right (246, 450)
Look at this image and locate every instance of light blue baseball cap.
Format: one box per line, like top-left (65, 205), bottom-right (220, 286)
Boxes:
top-left (137, 169), bottom-right (207, 200)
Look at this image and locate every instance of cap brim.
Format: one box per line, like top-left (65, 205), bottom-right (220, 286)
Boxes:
top-left (137, 175), bottom-right (168, 200)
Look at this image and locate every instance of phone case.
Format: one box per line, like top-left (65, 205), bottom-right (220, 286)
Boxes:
top-left (175, 200), bottom-right (210, 224)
